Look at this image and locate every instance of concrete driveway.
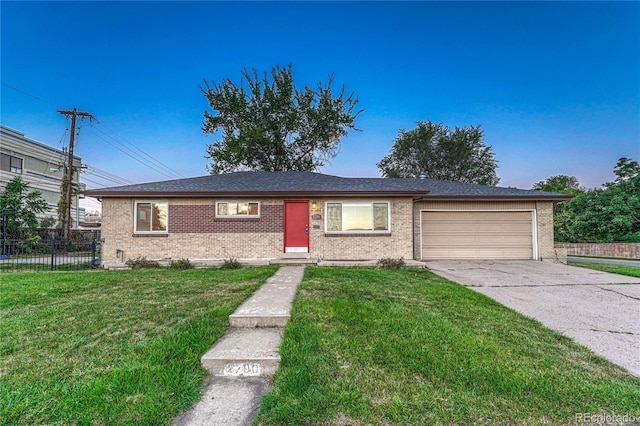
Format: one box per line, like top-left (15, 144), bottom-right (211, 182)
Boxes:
top-left (426, 260), bottom-right (640, 377)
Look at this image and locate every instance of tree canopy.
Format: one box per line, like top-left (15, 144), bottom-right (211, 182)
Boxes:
top-left (0, 177), bottom-right (48, 237)
top-left (201, 65), bottom-right (362, 174)
top-left (535, 157), bottom-right (640, 243)
top-left (532, 175), bottom-right (582, 194)
top-left (377, 121), bottom-right (499, 185)
top-left (533, 175), bottom-right (585, 242)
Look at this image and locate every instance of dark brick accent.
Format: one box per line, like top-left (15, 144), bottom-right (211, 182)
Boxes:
top-left (169, 204), bottom-right (283, 234)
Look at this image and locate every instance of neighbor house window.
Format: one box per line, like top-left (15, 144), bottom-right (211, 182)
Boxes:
top-left (326, 202), bottom-right (390, 232)
top-left (134, 201), bottom-right (168, 233)
top-left (1, 153), bottom-right (23, 174)
top-left (216, 201), bottom-right (260, 218)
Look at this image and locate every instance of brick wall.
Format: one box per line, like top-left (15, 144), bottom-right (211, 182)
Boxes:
top-left (535, 201), bottom-right (559, 261)
top-left (101, 198), bottom-right (284, 263)
top-left (100, 197), bottom-right (415, 263)
top-left (101, 197), bottom-right (562, 264)
top-left (309, 198), bottom-right (414, 260)
top-left (555, 243), bottom-right (640, 259)
top-left (170, 204), bottom-right (283, 233)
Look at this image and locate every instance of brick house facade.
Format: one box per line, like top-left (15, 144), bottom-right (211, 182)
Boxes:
top-left (87, 172), bottom-right (570, 266)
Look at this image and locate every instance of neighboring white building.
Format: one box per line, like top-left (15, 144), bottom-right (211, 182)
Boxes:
top-left (0, 125), bottom-right (85, 227)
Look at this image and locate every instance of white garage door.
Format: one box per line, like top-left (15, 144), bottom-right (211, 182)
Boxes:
top-left (421, 211), bottom-right (534, 260)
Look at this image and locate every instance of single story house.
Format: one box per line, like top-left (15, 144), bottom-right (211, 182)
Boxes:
top-left (85, 171), bottom-right (571, 267)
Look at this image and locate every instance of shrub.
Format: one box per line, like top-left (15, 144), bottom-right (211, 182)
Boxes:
top-left (377, 257), bottom-right (405, 269)
top-left (221, 258), bottom-right (242, 270)
top-left (170, 258), bottom-right (193, 270)
top-left (125, 256), bottom-right (160, 269)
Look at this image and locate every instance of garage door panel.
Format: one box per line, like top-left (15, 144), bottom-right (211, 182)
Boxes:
top-left (425, 247), bottom-right (533, 259)
top-left (423, 226), bottom-right (530, 236)
top-left (421, 211), bottom-right (534, 260)
top-left (423, 235), bottom-right (531, 248)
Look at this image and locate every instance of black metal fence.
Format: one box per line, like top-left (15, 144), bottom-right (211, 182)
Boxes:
top-left (0, 230), bottom-right (101, 273)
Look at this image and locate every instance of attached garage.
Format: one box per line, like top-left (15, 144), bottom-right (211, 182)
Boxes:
top-left (421, 210), bottom-right (535, 260)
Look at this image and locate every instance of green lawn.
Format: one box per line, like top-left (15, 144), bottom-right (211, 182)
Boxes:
top-left (256, 267), bottom-right (640, 425)
top-left (569, 261), bottom-right (640, 278)
top-left (0, 266), bottom-right (277, 425)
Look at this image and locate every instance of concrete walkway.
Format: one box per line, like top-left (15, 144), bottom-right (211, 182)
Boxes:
top-left (173, 266), bottom-right (305, 426)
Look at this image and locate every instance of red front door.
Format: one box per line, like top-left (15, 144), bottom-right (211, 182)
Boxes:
top-left (284, 200), bottom-right (309, 253)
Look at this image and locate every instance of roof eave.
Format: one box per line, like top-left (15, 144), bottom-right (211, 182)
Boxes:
top-left (84, 190), bottom-right (430, 198)
top-left (418, 194), bottom-right (574, 202)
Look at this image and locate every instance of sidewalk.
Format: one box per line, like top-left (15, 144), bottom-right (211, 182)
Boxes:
top-left (172, 266), bottom-right (304, 426)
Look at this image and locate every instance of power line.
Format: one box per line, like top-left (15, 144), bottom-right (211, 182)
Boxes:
top-left (3, 82), bottom-right (186, 181)
top-left (90, 118), bottom-right (184, 179)
top-left (84, 165), bottom-right (135, 186)
top-left (1, 82), bottom-right (62, 108)
top-left (83, 126), bottom-right (182, 180)
top-left (81, 176), bottom-right (109, 189)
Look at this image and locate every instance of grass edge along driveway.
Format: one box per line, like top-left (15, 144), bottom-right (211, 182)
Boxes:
top-left (0, 266), bottom-right (277, 425)
top-left (569, 260), bottom-right (640, 278)
top-left (256, 267), bottom-right (640, 425)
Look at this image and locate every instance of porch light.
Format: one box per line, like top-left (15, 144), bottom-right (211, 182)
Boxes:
top-left (311, 200), bottom-right (318, 211)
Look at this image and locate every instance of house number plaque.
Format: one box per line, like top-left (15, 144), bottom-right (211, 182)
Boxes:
top-left (224, 363), bottom-right (261, 376)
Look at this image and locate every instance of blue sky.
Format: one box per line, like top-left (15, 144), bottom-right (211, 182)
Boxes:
top-left (2, 1), bottom-right (639, 198)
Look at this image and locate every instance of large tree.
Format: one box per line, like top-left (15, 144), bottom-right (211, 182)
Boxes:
top-left (377, 121), bottom-right (500, 185)
top-left (0, 176), bottom-right (48, 238)
top-left (201, 65), bottom-right (362, 174)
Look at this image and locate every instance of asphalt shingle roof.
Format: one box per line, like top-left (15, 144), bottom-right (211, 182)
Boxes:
top-left (85, 171), bottom-right (570, 200)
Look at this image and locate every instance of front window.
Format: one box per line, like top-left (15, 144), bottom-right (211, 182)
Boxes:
top-left (326, 202), bottom-right (390, 232)
top-left (1, 153), bottom-right (23, 174)
top-left (216, 201), bottom-right (260, 218)
top-left (134, 201), bottom-right (168, 233)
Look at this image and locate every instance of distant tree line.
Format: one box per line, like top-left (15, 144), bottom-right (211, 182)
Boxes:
top-left (533, 157), bottom-right (640, 243)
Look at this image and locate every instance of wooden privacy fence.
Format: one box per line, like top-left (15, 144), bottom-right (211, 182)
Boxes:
top-left (555, 243), bottom-right (640, 259)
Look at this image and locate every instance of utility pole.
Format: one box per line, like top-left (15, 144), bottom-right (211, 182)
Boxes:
top-left (57, 108), bottom-right (93, 240)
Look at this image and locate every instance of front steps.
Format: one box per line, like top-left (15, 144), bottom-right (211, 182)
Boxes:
top-left (201, 266), bottom-right (304, 377)
top-left (200, 328), bottom-right (283, 377)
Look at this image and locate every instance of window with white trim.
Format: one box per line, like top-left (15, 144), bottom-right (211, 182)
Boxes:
top-left (1, 153), bottom-right (23, 174)
top-left (326, 202), bottom-right (390, 232)
top-left (134, 201), bottom-right (168, 233)
top-left (216, 201), bottom-right (260, 218)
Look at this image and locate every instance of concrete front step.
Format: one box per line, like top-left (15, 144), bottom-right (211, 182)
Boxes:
top-left (201, 328), bottom-right (283, 377)
top-left (270, 258), bottom-right (318, 265)
top-left (229, 314), bottom-right (290, 328)
top-left (280, 252), bottom-right (311, 259)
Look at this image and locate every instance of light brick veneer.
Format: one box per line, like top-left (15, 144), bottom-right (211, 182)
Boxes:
top-left (535, 201), bottom-right (560, 261)
top-left (101, 198), bottom-right (284, 263)
top-left (100, 197), bottom-right (414, 264)
top-left (100, 196), bottom-right (557, 265)
top-left (309, 198), bottom-right (414, 260)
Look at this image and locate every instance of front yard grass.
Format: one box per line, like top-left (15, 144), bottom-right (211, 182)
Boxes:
top-left (0, 266), bottom-right (277, 425)
top-left (256, 267), bottom-right (640, 425)
top-left (569, 261), bottom-right (640, 278)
